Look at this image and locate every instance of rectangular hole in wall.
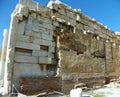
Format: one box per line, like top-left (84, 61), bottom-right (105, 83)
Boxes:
top-left (40, 45), bottom-right (49, 51)
top-left (15, 47), bottom-right (32, 56)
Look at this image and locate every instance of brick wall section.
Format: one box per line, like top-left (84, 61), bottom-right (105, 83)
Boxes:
top-left (19, 77), bottom-right (62, 95)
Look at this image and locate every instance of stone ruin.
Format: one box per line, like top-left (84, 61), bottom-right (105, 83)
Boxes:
top-left (0, 0), bottom-right (120, 96)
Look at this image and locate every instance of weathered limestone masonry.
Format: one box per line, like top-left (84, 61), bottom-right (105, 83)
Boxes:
top-left (49, 1), bottom-right (120, 93)
top-left (3, 0), bottom-right (57, 95)
top-left (1, 0), bottom-right (120, 95)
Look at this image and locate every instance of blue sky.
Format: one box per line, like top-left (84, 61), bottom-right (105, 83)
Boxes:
top-left (0, 0), bottom-right (120, 48)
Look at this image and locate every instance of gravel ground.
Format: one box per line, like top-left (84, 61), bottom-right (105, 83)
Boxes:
top-left (82, 82), bottom-right (120, 97)
top-left (94, 82), bottom-right (120, 97)
top-left (0, 82), bottom-right (120, 97)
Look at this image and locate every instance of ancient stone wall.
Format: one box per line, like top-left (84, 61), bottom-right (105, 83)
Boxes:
top-left (3, 0), bottom-right (58, 94)
top-left (49, 1), bottom-right (120, 93)
top-left (1, 0), bottom-right (120, 95)
top-left (50, 1), bottom-right (120, 77)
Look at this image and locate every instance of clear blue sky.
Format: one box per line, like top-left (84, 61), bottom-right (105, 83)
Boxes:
top-left (0, 0), bottom-right (120, 48)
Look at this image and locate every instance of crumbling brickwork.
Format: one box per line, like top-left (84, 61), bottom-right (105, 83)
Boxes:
top-left (1, 0), bottom-right (120, 95)
top-left (19, 77), bottom-right (62, 95)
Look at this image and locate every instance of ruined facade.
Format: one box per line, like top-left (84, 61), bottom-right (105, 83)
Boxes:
top-left (1, 0), bottom-right (120, 95)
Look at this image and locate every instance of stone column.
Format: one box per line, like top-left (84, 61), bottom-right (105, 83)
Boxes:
top-left (0, 29), bottom-right (9, 86)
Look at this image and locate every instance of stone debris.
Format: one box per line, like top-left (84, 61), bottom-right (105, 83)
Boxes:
top-left (70, 88), bottom-right (82, 97)
top-left (89, 82), bottom-right (120, 97)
